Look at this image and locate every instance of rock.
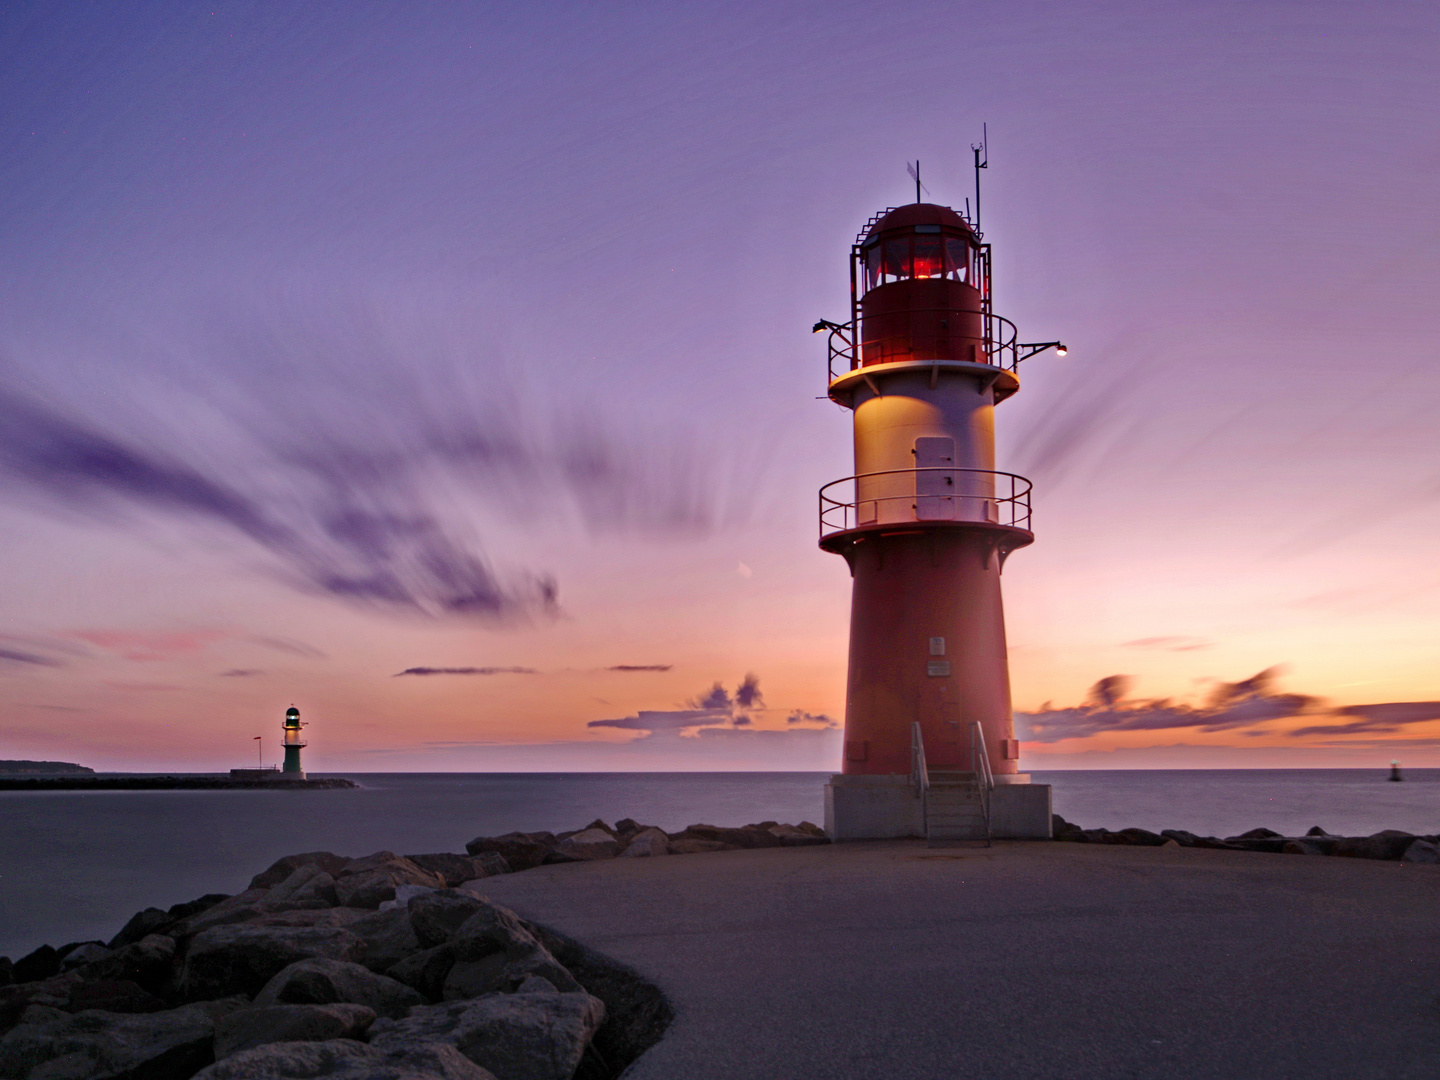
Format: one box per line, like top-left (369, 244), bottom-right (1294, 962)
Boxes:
top-left (553, 829), bottom-right (619, 861)
top-left (1281, 839), bottom-right (1330, 856)
top-left (438, 907), bottom-right (580, 1002)
top-left (213, 1003), bottom-right (376, 1059)
top-left (1160, 839), bottom-right (1179, 848)
top-left (407, 892), bottom-right (490, 950)
top-left (254, 959), bottom-right (424, 1019)
top-left (369, 986), bottom-right (605, 1080)
top-left (1231, 827), bottom-right (1283, 840)
top-left (1160, 829), bottom-right (1200, 846)
top-left (669, 824), bottom-right (781, 849)
top-left (59, 945), bottom-right (112, 972)
top-left (168, 890), bottom-right (272, 939)
top-left (1306, 826), bottom-right (1331, 837)
top-left (0, 960), bottom-right (11, 988)
top-left (463, 833), bottom-right (557, 873)
top-left (0, 975), bottom-right (83, 1030)
top-left (1114, 828), bottom-right (1166, 846)
top-left (667, 839), bottom-right (732, 854)
top-left (334, 854), bottom-right (444, 910)
top-left (250, 853), bottom-right (351, 891)
top-left (796, 821), bottom-right (827, 837)
top-left (378, 885), bottom-right (438, 913)
top-left (192, 1038), bottom-right (497, 1080)
top-left (12, 947), bottom-right (60, 986)
top-left (180, 926), bottom-right (367, 1001)
top-left (1402, 839), bottom-right (1440, 863)
top-left (1224, 836), bottom-right (1288, 853)
top-left (346, 909), bottom-right (423, 974)
top-left (267, 866), bottom-right (340, 910)
top-left (385, 946), bottom-right (457, 1001)
top-left (80, 934), bottom-right (177, 995)
top-left (64, 979), bottom-right (168, 1014)
top-left (107, 908), bottom-right (173, 950)
top-left (1334, 831), bottom-right (1416, 861)
top-left (403, 854), bottom-right (509, 888)
top-left (253, 910), bottom-right (373, 931)
top-left (619, 829), bottom-right (670, 858)
top-left (612, 819), bottom-right (650, 843)
top-left (765, 824), bottom-right (829, 847)
top-left (166, 894), bottom-right (232, 922)
top-left (0, 1000), bottom-right (238, 1080)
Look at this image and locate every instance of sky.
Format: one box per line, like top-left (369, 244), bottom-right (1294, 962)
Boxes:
top-left (2, 0), bottom-right (1440, 771)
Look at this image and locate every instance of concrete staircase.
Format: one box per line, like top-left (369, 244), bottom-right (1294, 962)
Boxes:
top-left (925, 771), bottom-right (990, 844)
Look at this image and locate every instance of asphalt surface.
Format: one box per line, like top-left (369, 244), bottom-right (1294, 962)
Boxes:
top-left (477, 839), bottom-right (1440, 1080)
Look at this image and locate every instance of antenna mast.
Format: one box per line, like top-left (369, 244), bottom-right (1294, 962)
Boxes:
top-left (971, 123), bottom-right (988, 231)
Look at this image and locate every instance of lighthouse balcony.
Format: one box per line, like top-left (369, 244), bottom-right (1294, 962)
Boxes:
top-left (819, 468), bottom-right (1032, 548)
top-left (822, 310), bottom-right (1019, 381)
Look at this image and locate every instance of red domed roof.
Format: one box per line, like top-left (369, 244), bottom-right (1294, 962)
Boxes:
top-left (863, 203), bottom-right (974, 242)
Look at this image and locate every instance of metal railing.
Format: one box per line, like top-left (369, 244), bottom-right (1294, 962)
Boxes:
top-left (969, 721), bottom-right (994, 843)
top-left (819, 468), bottom-right (1032, 538)
top-left (910, 721), bottom-right (930, 833)
top-left (824, 310), bottom-right (1019, 382)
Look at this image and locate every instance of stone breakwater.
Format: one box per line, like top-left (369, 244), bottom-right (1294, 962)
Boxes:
top-left (1052, 814), bottom-right (1440, 862)
top-left (0, 817), bottom-right (827, 1080)
top-left (0, 778), bottom-right (358, 791)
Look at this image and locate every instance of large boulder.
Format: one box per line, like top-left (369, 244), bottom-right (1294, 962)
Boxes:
top-left (78, 934), bottom-right (177, 995)
top-left (168, 890), bottom-right (273, 939)
top-left (250, 854), bottom-right (352, 891)
top-left (345, 909), bottom-right (423, 974)
top-left (384, 947), bottom-right (457, 1002)
top-left (552, 830), bottom-right (618, 862)
top-left (213, 1004), bottom-right (376, 1059)
top-left (619, 830), bottom-right (669, 858)
top-left (267, 866), bottom-right (340, 910)
top-left (463, 834), bottom-right (557, 873)
top-left (369, 983), bottom-right (604, 1080)
top-left (254, 959), bottom-right (424, 1019)
top-left (407, 892), bottom-right (491, 950)
top-left (0, 1000), bottom-right (241, 1080)
top-left (1402, 839), bottom-right (1440, 863)
top-left (11, 948), bottom-right (60, 986)
top-left (1334, 831), bottom-right (1416, 861)
top-left (668, 824), bottom-right (780, 849)
top-left (59, 945), bottom-right (112, 973)
top-left (107, 908), bottom-right (174, 950)
top-left (62, 980), bottom-right (167, 1015)
top-left (180, 926), bottom-right (367, 1001)
top-left (334, 854), bottom-right (443, 910)
top-left (442, 905), bottom-right (580, 1000)
top-left (403, 855), bottom-right (508, 888)
top-left (765, 824), bottom-right (828, 847)
top-left (192, 1038), bottom-right (496, 1080)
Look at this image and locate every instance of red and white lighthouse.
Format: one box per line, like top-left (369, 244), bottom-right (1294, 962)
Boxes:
top-left (818, 190), bottom-right (1060, 840)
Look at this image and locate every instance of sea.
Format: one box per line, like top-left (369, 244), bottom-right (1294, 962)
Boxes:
top-left (2, 769), bottom-right (1436, 959)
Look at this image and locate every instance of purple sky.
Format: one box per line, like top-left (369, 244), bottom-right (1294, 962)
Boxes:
top-left (3, 1), bottom-right (1440, 770)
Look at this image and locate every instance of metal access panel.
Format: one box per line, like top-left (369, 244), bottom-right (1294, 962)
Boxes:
top-left (914, 437), bottom-right (956, 520)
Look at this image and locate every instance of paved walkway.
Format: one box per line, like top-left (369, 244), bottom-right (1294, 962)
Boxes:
top-left (479, 840), bottom-right (1440, 1080)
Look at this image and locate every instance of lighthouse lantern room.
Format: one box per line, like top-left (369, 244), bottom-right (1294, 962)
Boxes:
top-left (817, 184), bottom-right (1060, 842)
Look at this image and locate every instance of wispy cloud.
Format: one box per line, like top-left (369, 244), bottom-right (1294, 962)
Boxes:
top-left (1121, 636), bottom-right (1214, 652)
top-left (605, 664), bottom-right (672, 672)
top-left (0, 648), bottom-right (61, 667)
top-left (69, 629), bottom-right (227, 662)
top-left (587, 673), bottom-right (835, 744)
top-left (393, 666), bottom-right (537, 677)
top-left (0, 298), bottom-right (748, 623)
top-left (218, 669), bottom-right (262, 678)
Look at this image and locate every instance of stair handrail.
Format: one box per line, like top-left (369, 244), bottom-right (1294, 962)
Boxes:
top-left (910, 721), bottom-right (930, 835)
top-left (969, 721), bottom-right (994, 842)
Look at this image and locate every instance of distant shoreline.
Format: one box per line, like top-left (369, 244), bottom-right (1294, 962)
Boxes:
top-left (0, 776), bottom-right (359, 791)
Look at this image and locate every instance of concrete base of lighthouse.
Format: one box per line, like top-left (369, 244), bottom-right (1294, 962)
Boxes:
top-left (825, 775), bottom-right (1052, 840)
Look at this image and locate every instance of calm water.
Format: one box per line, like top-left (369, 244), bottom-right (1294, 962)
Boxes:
top-left (1, 769), bottom-right (1435, 958)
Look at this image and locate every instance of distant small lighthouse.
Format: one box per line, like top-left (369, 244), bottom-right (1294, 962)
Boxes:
top-left (282, 705), bottom-right (307, 778)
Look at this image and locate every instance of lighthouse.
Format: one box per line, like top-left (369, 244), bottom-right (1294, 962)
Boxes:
top-left (281, 705), bottom-right (307, 779)
top-left (817, 188), bottom-right (1059, 841)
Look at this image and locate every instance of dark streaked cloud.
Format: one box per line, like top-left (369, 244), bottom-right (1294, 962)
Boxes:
top-left (394, 666), bottom-right (538, 677)
top-left (734, 672), bottom-right (763, 709)
top-left (787, 710), bottom-right (839, 728)
top-left (1289, 701), bottom-right (1440, 738)
top-left (247, 636), bottom-right (328, 659)
top-left (605, 664), bottom-right (672, 672)
top-left (1018, 667), bottom-right (1318, 743)
top-left (1122, 636), bottom-right (1214, 652)
top-left (218, 669), bottom-right (262, 678)
top-left (0, 648), bottom-right (61, 667)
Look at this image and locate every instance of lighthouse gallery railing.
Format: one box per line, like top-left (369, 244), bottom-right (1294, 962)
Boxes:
top-left (819, 468), bottom-right (1032, 538)
top-left (823, 310), bottom-right (1019, 382)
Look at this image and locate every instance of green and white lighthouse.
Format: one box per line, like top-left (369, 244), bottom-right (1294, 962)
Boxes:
top-left (282, 705), bottom-right (307, 778)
